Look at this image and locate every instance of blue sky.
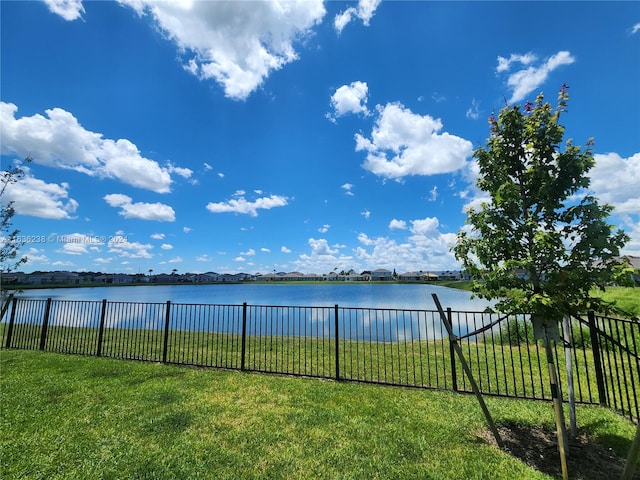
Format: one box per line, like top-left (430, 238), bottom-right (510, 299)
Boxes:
top-left (1, 0), bottom-right (639, 275)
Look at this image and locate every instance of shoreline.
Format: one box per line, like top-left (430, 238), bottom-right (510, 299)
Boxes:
top-left (1, 280), bottom-right (474, 292)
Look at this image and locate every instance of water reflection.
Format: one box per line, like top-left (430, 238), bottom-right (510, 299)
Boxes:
top-left (9, 283), bottom-right (492, 310)
top-left (3, 284), bottom-right (494, 343)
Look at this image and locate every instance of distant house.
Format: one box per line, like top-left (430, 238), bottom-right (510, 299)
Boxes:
top-left (260, 272), bottom-right (288, 281)
top-left (283, 272), bottom-right (306, 281)
top-left (399, 272), bottom-right (422, 282)
top-left (1, 272), bottom-right (28, 285)
top-left (153, 273), bottom-right (180, 284)
top-left (343, 273), bottom-right (367, 282)
top-left (219, 273), bottom-right (246, 283)
top-left (398, 272), bottom-right (439, 282)
top-left (437, 271), bottom-right (460, 281)
top-left (370, 269), bottom-right (393, 281)
top-left (303, 273), bottom-right (325, 281)
top-left (110, 274), bottom-right (134, 284)
top-left (619, 256), bottom-right (640, 286)
top-left (190, 272), bottom-right (220, 282)
top-left (38, 271), bottom-right (81, 285)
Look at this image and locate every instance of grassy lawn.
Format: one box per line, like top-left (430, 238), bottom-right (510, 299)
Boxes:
top-left (2, 316), bottom-right (638, 422)
top-left (440, 282), bottom-right (640, 318)
top-left (1, 350), bottom-right (637, 480)
top-left (593, 286), bottom-right (640, 318)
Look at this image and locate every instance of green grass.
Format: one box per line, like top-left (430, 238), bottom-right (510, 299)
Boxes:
top-left (437, 280), bottom-right (474, 291)
top-left (2, 318), bottom-right (638, 422)
top-left (440, 282), bottom-right (639, 317)
top-left (1, 350), bottom-right (637, 480)
top-left (593, 286), bottom-right (640, 318)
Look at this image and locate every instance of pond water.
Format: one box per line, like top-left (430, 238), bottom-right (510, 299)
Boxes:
top-left (11, 283), bottom-right (492, 311)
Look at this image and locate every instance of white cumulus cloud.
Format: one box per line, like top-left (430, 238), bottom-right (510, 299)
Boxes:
top-left (496, 52), bottom-right (537, 73)
top-left (389, 219), bottom-right (407, 230)
top-left (118, 0), bottom-right (326, 100)
top-left (590, 152), bottom-right (640, 215)
top-left (497, 50), bottom-right (575, 103)
top-left (355, 216), bottom-right (458, 272)
top-left (1, 167), bottom-right (78, 219)
top-left (43, 0), bottom-right (84, 21)
top-left (465, 98), bottom-right (480, 120)
top-left (1, 102), bottom-right (179, 193)
top-left (355, 103), bottom-right (473, 179)
top-left (107, 237), bottom-right (153, 259)
top-left (59, 243), bottom-right (89, 256)
top-left (104, 193), bottom-right (176, 221)
top-left (167, 163), bottom-right (193, 179)
top-left (341, 183), bottom-right (355, 196)
top-left (334, 0), bottom-right (381, 34)
top-left (206, 194), bottom-right (288, 217)
top-left (328, 81), bottom-right (369, 120)
top-left (309, 238), bottom-right (338, 255)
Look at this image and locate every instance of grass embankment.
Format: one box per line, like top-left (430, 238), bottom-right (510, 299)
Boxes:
top-left (441, 282), bottom-right (640, 318)
top-left (593, 286), bottom-right (640, 318)
top-left (1, 350), bottom-right (637, 480)
top-left (437, 280), bottom-right (475, 291)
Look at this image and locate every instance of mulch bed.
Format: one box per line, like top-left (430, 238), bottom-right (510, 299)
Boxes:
top-left (478, 422), bottom-right (638, 479)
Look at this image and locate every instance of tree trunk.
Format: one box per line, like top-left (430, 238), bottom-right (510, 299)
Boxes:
top-left (563, 316), bottom-right (577, 438)
top-left (544, 327), bottom-right (569, 479)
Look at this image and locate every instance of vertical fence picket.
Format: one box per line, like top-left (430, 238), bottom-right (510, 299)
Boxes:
top-left (5, 297), bottom-right (18, 348)
top-left (447, 308), bottom-right (457, 392)
top-left (39, 298), bottom-right (52, 351)
top-left (588, 310), bottom-right (608, 406)
top-left (96, 299), bottom-right (107, 356)
top-left (334, 304), bottom-right (340, 380)
top-left (162, 301), bottom-right (171, 363)
top-left (0, 294), bottom-right (14, 323)
top-left (241, 302), bottom-right (247, 371)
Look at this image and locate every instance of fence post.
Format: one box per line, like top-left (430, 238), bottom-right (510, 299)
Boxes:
top-left (96, 299), bottom-right (107, 357)
top-left (0, 293), bottom-right (14, 322)
top-left (334, 304), bottom-right (340, 381)
top-left (588, 310), bottom-right (607, 406)
top-left (5, 297), bottom-right (18, 348)
top-left (448, 307), bottom-right (458, 392)
top-left (39, 298), bottom-right (52, 351)
top-left (162, 301), bottom-right (171, 363)
top-left (241, 302), bottom-right (247, 371)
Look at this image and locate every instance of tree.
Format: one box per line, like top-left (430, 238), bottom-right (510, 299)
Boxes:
top-left (454, 86), bottom-right (631, 479)
top-left (455, 85), bottom-right (630, 321)
top-left (1, 158), bottom-right (31, 275)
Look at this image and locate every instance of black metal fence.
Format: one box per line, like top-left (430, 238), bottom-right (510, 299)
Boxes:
top-left (1, 296), bottom-right (638, 422)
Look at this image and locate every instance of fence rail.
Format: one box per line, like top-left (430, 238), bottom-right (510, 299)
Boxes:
top-left (1, 296), bottom-right (638, 422)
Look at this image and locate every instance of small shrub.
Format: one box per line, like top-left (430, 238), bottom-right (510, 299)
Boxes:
top-left (494, 318), bottom-right (534, 346)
